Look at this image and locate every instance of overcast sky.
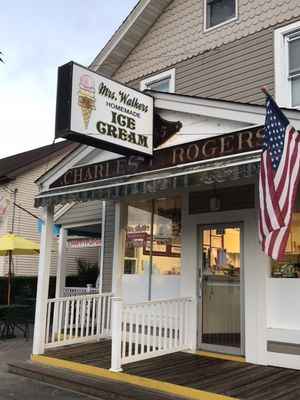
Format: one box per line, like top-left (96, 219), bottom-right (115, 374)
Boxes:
top-left (0, 1), bottom-right (139, 159)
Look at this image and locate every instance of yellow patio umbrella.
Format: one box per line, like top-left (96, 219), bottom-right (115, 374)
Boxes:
top-left (0, 233), bottom-right (40, 304)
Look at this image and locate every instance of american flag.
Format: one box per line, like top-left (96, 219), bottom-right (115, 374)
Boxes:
top-left (259, 95), bottom-right (300, 261)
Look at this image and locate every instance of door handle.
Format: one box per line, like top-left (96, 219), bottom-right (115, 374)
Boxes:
top-left (199, 274), bottom-right (202, 299)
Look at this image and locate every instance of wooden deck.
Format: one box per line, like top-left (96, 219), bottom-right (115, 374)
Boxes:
top-left (45, 340), bottom-right (300, 400)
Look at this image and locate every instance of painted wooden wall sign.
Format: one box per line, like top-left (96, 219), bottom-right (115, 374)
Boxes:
top-left (50, 126), bottom-right (264, 189)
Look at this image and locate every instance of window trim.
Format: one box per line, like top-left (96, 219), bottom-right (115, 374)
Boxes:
top-left (140, 68), bottom-right (175, 93)
top-left (274, 21), bottom-right (300, 108)
top-left (204, 0), bottom-right (238, 32)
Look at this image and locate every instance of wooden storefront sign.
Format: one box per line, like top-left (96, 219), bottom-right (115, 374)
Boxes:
top-left (51, 126), bottom-right (264, 189)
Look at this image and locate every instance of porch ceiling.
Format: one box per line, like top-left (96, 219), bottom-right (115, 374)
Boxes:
top-left (34, 153), bottom-right (260, 208)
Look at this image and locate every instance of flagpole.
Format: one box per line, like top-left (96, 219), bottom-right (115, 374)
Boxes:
top-left (7, 250), bottom-right (12, 305)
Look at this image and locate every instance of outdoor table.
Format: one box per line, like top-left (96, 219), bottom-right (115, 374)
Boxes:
top-left (0, 304), bottom-right (29, 340)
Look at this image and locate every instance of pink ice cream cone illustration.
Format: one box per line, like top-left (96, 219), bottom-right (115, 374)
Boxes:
top-left (78, 75), bottom-right (96, 129)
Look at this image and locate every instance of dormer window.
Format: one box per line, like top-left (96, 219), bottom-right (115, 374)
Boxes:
top-left (205, 0), bottom-right (237, 31)
top-left (140, 69), bottom-right (175, 93)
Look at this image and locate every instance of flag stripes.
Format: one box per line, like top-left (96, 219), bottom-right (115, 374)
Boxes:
top-left (259, 95), bottom-right (300, 260)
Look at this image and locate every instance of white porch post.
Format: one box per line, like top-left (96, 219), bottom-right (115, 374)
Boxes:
top-left (110, 202), bottom-right (123, 372)
top-left (181, 193), bottom-right (198, 350)
top-left (112, 202), bottom-right (122, 296)
top-left (32, 205), bottom-right (54, 355)
top-left (53, 227), bottom-right (68, 333)
top-left (98, 201), bottom-right (106, 293)
top-left (55, 227), bottom-right (68, 298)
top-left (110, 296), bottom-right (123, 372)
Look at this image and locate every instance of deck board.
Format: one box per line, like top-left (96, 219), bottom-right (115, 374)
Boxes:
top-left (45, 340), bottom-right (300, 400)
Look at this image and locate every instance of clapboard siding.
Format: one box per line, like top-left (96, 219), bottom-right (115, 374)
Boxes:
top-left (58, 201), bottom-right (102, 277)
top-left (177, 46), bottom-right (270, 84)
top-left (65, 247), bottom-right (100, 277)
top-left (101, 201), bottom-right (115, 293)
top-left (175, 26), bottom-right (274, 104)
top-left (176, 46), bottom-right (273, 89)
top-left (126, 25), bottom-right (275, 105)
top-left (55, 201), bottom-right (102, 226)
top-left (2, 153), bottom-right (66, 277)
top-left (177, 58), bottom-right (272, 93)
top-left (176, 26), bottom-right (273, 77)
top-left (121, 15), bottom-right (300, 106)
top-left (1, 157), bottom-right (106, 278)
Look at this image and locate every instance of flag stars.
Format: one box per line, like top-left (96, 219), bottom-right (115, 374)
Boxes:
top-left (264, 99), bottom-right (288, 170)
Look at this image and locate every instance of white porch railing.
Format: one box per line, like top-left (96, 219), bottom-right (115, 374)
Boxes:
top-left (110, 297), bottom-right (193, 371)
top-left (64, 286), bottom-right (99, 296)
top-left (45, 293), bottom-right (113, 349)
top-left (43, 294), bottom-right (193, 370)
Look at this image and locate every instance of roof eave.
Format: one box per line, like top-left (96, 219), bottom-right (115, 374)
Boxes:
top-left (0, 176), bottom-right (13, 184)
top-left (90, 0), bottom-right (173, 77)
top-left (150, 91), bottom-right (300, 129)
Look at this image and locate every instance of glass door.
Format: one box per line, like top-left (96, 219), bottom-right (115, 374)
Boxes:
top-left (198, 224), bottom-right (244, 355)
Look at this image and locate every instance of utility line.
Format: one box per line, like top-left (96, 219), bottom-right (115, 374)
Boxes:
top-left (89, 49), bottom-right (215, 69)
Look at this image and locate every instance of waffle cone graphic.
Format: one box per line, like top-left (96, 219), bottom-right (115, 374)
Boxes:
top-left (78, 75), bottom-right (96, 130)
top-left (78, 95), bottom-right (96, 129)
top-left (81, 106), bottom-right (92, 129)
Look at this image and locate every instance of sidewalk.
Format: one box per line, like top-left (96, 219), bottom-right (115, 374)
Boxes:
top-left (0, 323), bottom-right (33, 365)
top-left (2, 325), bottom-right (184, 400)
top-left (0, 324), bottom-right (100, 400)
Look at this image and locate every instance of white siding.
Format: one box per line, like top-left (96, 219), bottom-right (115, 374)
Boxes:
top-left (55, 200), bottom-right (102, 276)
top-left (65, 246), bottom-right (100, 277)
top-left (55, 201), bottom-right (102, 225)
top-left (2, 154), bottom-right (63, 276)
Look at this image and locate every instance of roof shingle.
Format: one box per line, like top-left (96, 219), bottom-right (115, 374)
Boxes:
top-left (0, 140), bottom-right (78, 183)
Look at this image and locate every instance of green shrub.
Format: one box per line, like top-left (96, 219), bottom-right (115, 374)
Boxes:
top-left (0, 276), bottom-right (56, 305)
top-left (74, 258), bottom-right (99, 286)
top-left (0, 258), bottom-right (99, 305)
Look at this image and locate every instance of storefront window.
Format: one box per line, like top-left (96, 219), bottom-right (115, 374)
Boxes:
top-left (151, 198), bottom-right (181, 275)
top-left (124, 200), bottom-right (151, 275)
top-left (123, 198), bottom-right (181, 276)
top-left (271, 188), bottom-right (300, 277)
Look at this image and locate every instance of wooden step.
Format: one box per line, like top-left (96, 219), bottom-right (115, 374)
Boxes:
top-left (8, 360), bottom-right (185, 400)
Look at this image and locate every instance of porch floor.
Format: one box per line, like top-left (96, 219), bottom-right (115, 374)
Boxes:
top-left (40, 339), bottom-right (300, 400)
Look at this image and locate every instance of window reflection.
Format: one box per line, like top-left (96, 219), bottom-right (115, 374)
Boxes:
top-left (152, 198), bottom-right (181, 275)
top-left (203, 228), bottom-right (240, 277)
top-left (124, 201), bottom-right (151, 275)
top-left (123, 198), bottom-right (181, 276)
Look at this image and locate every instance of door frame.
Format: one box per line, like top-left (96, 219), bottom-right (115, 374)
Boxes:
top-left (197, 222), bottom-right (245, 356)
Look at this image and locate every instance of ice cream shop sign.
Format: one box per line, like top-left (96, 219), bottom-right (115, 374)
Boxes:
top-left (55, 62), bottom-right (154, 156)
